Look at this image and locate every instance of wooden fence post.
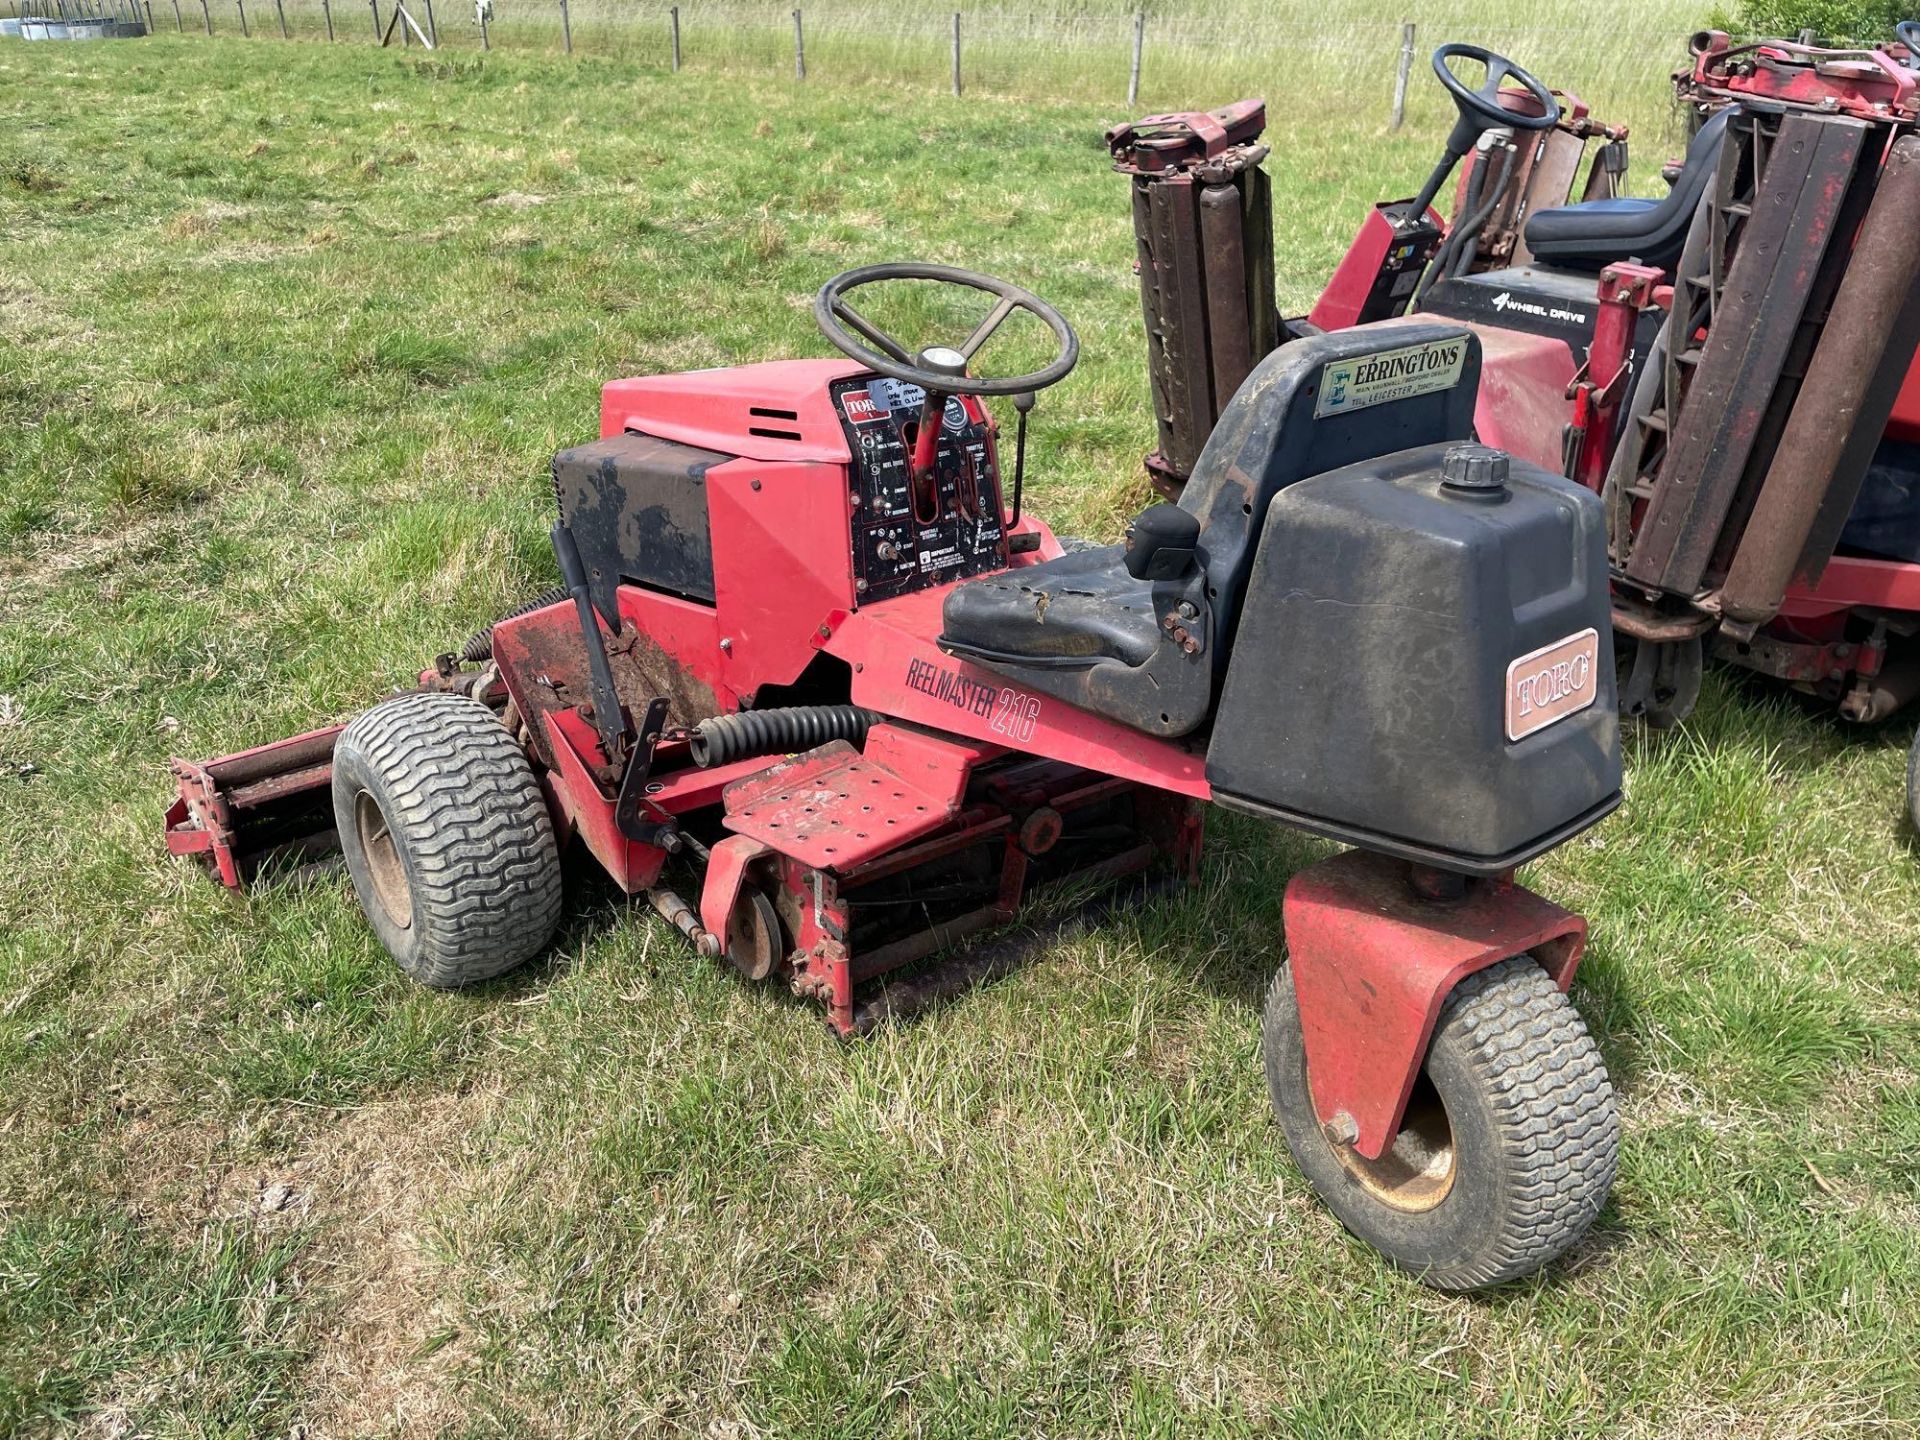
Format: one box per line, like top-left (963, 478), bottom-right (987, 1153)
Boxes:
top-left (170, 0), bottom-right (181, 29)
top-left (558, 0), bottom-right (570, 52)
top-left (951, 11), bottom-right (961, 97)
top-left (235, 0), bottom-right (246, 36)
top-left (321, 0), bottom-right (331, 38)
top-left (1390, 20), bottom-right (1416, 130)
top-left (792, 8), bottom-right (804, 79)
top-left (272, 0), bottom-right (286, 37)
top-left (368, 0), bottom-right (378, 38)
top-left (199, 0), bottom-right (209, 32)
top-left (669, 4), bottom-right (679, 69)
top-left (1127, 11), bottom-right (1143, 107)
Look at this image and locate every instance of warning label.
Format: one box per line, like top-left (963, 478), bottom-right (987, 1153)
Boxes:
top-left (1314, 335), bottom-right (1469, 419)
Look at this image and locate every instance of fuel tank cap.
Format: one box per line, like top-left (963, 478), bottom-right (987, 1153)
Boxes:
top-left (1441, 444), bottom-right (1510, 498)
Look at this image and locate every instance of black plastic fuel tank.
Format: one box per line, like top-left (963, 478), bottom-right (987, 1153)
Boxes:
top-left (1205, 442), bottom-right (1622, 874)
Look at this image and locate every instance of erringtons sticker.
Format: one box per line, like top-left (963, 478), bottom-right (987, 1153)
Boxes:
top-left (1314, 336), bottom-right (1469, 418)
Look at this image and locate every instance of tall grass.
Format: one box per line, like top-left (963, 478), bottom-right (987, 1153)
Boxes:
top-left (183, 0), bottom-right (1704, 144)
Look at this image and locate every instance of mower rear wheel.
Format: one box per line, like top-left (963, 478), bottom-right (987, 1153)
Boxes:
top-left (332, 692), bottom-right (563, 988)
top-left (1262, 955), bottom-right (1618, 1290)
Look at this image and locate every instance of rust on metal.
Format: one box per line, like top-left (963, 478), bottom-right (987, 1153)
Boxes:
top-left (1625, 111), bottom-right (1871, 596)
top-left (1114, 100), bottom-right (1277, 496)
top-left (1721, 135), bottom-right (1920, 620)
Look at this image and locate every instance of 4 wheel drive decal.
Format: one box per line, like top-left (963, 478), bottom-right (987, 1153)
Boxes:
top-left (905, 659), bottom-right (1041, 742)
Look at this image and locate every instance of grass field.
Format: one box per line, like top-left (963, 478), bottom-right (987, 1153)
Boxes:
top-left (5, 29), bottom-right (1920, 1440)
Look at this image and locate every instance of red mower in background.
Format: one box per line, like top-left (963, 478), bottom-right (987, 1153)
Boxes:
top-left (1122, 29), bottom-right (1920, 824)
top-left (167, 253), bottom-right (1628, 1290)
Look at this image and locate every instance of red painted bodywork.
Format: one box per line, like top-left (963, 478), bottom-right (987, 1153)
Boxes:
top-left (1308, 204), bottom-right (1442, 333)
top-left (1284, 848), bottom-right (1586, 1160)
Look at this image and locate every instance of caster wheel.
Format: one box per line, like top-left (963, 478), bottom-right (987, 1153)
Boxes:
top-left (1262, 955), bottom-right (1619, 1290)
top-left (726, 887), bottom-right (786, 982)
top-left (333, 692), bottom-right (563, 988)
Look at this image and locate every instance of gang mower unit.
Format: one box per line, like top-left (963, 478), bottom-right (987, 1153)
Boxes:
top-left (1124, 30), bottom-right (1920, 825)
top-left (168, 256), bottom-right (1629, 1278)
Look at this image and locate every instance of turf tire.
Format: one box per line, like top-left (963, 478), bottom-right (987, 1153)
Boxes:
top-left (1263, 954), bottom-right (1619, 1290)
top-left (333, 691), bottom-right (562, 987)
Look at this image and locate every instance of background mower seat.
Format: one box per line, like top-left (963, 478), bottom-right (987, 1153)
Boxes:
top-left (1523, 108), bottom-right (1731, 273)
top-left (939, 323), bottom-right (1481, 738)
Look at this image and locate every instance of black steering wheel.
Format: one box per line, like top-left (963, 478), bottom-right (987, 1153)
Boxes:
top-left (1899, 19), bottom-right (1920, 67)
top-left (1432, 43), bottom-right (1560, 134)
top-left (814, 263), bottom-right (1079, 397)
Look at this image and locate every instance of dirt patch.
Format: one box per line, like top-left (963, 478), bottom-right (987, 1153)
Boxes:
top-left (291, 1091), bottom-right (499, 1439)
top-left (113, 1091), bottom-right (498, 1438)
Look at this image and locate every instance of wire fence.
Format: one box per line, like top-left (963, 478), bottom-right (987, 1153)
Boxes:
top-left (4, 0), bottom-right (1706, 138)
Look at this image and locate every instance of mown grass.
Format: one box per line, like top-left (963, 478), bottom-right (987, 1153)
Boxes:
top-left (3, 32), bottom-right (1919, 1440)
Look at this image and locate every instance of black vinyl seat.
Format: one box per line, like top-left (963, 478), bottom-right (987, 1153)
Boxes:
top-left (1523, 109), bottom-right (1731, 274)
top-left (938, 324), bottom-right (1482, 737)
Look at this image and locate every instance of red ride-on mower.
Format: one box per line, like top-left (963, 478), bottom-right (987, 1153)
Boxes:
top-left (167, 262), bottom-right (1625, 1288)
top-left (1136, 35), bottom-right (1920, 827)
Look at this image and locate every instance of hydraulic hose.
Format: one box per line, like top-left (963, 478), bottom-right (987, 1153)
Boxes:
top-left (460, 586), bottom-right (570, 662)
top-left (689, 705), bottom-right (884, 768)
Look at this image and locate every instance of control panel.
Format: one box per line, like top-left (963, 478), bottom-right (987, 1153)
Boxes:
top-left (830, 375), bottom-right (1007, 604)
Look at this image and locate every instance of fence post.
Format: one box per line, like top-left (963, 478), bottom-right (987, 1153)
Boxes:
top-left (792, 8), bottom-right (804, 79)
top-left (558, 0), bottom-right (570, 52)
top-left (273, 0), bottom-right (285, 36)
top-left (951, 11), bottom-right (961, 97)
top-left (142, 0), bottom-right (151, 26)
top-left (200, 0), bottom-right (209, 31)
top-left (320, 0), bottom-right (330, 37)
top-left (1390, 20), bottom-right (1416, 130)
top-left (235, 0), bottom-right (246, 35)
top-left (170, 0), bottom-right (180, 28)
top-left (1127, 11), bottom-right (1143, 107)
top-left (421, 0), bottom-right (433, 45)
top-left (669, 3), bottom-right (679, 69)
top-left (478, 0), bottom-right (487, 46)
top-left (368, 0), bottom-right (378, 37)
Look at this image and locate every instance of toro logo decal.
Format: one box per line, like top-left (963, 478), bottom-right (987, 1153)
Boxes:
top-left (1505, 628), bottom-right (1599, 741)
top-left (905, 659), bottom-right (1042, 743)
top-left (1314, 335), bottom-right (1469, 419)
top-left (842, 389), bottom-right (889, 425)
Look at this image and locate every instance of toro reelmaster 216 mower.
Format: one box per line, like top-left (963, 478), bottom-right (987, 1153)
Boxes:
top-left (166, 259), bottom-right (1626, 1289)
top-left (1120, 31), bottom-right (1920, 820)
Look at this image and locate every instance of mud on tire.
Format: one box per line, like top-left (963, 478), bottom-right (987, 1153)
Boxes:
top-left (1263, 954), bottom-right (1619, 1290)
top-left (332, 691), bottom-right (563, 987)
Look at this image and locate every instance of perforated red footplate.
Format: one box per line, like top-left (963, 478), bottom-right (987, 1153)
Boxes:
top-left (720, 739), bottom-right (957, 870)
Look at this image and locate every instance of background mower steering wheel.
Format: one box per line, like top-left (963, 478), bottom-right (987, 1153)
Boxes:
top-left (1432, 42), bottom-right (1560, 135)
top-left (814, 263), bottom-right (1079, 398)
top-left (1899, 19), bottom-right (1920, 68)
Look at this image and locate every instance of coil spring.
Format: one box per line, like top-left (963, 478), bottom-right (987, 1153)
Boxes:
top-left (459, 586), bottom-right (571, 663)
top-left (689, 705), bottom-right (884, 768)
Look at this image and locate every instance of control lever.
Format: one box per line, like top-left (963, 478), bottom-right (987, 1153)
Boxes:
top-left (1008, 389), bottom-right (1036, 528)
top-left (551, 520), bottom-right (631, 769)
top-left (614, 696), bottom-right (677, 847)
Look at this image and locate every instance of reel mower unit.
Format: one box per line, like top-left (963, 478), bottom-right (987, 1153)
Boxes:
top-left (168, 254), bottom-right (1626, 1287)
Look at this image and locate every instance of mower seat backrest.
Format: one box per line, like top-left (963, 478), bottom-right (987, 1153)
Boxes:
top-left (1523, 109), bottom-right (1732, 274)
top-left (1178, 321), bottom-right (1482, 666)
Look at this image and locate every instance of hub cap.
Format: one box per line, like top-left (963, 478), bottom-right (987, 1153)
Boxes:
top-left (353, 790), bottom-right (412, 930)
top-left (1326, 1074), bottom-right (1456, 1213)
